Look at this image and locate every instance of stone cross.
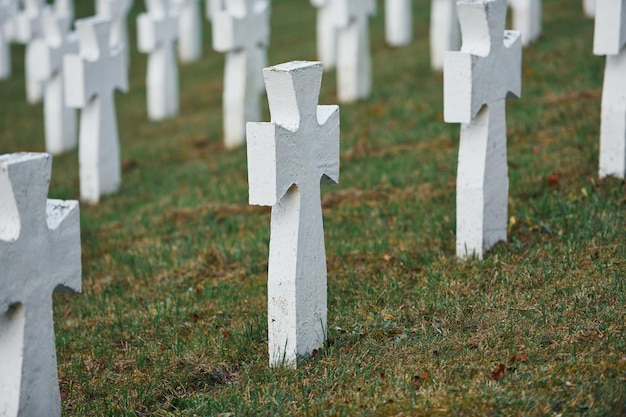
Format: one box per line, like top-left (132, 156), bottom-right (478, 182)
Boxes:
top-left (15, 0), bottom-right (46, 103)
top-left (0, 152), bottom-right (81, 417)
top-left (0, 0), bottom-right (18, 79)
top-left (333, 0), bottom-right (375, 103)
top-left (29, 10), bottom-right (78, 155)
top-left (593, 0), bottom-right (626, 179)
top-left (444, 0), bottom-right (522, 260)
top-left (584, 0), bottom-right (596, 17)
top-left (509, 0), bottom-right (541, 46)
top-left (64, 17), bottom-right (128, 203)
top-left (212, 0), bottom-right (270, 148)
top-left (96, 0), bottom-right (133, 71)
top-left (54, 0), bottom-right (74, 21)
top-left (173, 0), bottom-right (202, 63)
top-left (247, 61), bottom-right (340, 367)
top-left (430, 0), bottom-right (460, 70)
top-left (205, 0), bottom-right (225, 20)
top-left (385, 0), bottom-right (412, 47)
top-left (310, 0), bottom-right (337, 70)
top-left (138, 0), bottom-right (180, 120)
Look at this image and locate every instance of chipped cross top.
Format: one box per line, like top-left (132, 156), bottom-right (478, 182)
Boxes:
top-left (247, 61), bottom-right (340, 368)
top-left (64, 17), bottom-right (128, 204)
top-left (444, 0), bottom-right (522, 259)
top-left (0, 153), bottom-right (81, 417)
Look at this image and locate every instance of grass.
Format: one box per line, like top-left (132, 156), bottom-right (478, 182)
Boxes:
top-left (0, 0), bottom-right (624, 415)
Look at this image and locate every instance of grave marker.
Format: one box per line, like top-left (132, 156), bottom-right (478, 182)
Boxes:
top-left (0, 152), bottom-right (81, 417)
top-left (593, 0), bottom-right (626, 179)
top-left (0, 0), bottom-right (17, 79)
top-left (444, 0), bottom-right (522, 259)
top-left (54, 0), bottom-right (73, 21)
top-left (212, 0), bottom-right (270, 148)
top-left (584, 0), bottom-right (596, 18)
top-left (205, 0), bottom-right (225, 21)
top-left (310, 0), bottom-right (337, 70)
top-left (385, 0), bottom-right (412, 47)
top-left (96, 0), bottom-right (133, 70)
top-left (138, 0), bottom-right (180, 120)
top-left (509, 0), bottom-right (541, 46)
top-left (29, 10), bottom-right (78, 155)
top-left (430, 0), bottom-right (460, 70)
top-left (64, 17), bottom-right (128, 203)
top-left (15, 0), bottom-right (46, 103)
top-left (173, 0), bottom-right (202, 62)
top-left (333, 0), bottom-right (375, 103)
top-left (247, 61), bottom-right (339, 367)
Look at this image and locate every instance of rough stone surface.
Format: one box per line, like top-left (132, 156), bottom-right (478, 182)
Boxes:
top-left (444, 0), bottom-right (522, 259)
top-left (385, 0), bottom-right (412, 47)
top-left (64, 17), bottom-right (128, 203)
top-left (173, 0), bottom-right (202, 62)
top-left (430, 0), bottom-right (460, 70)
top-left (333, 0), bottom-right (375, 103)
top-left (96, 0), bottom-right (133, 70)
top-left (310, 0), bottom-right (337, 70)
top-left (509, 0), bottom-right (542, 46)
top-left (137, 0), bottom-right (180, 120)
top-left (593, 0), bottom-right (626, 179)
top-left (212, 0), bottom-right (270, 148)
top-left (247, 61), bottom-right (339, 368)
top-left (28, 10), bottom-right (78, 155)
top-left (0, 152), bottom-right (81, 417)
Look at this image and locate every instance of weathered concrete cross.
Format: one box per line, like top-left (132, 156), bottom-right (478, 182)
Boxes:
top-left (0, 152), bottom-right (81, 417)
top-left (173, 0), bottom-right (202, 63)
top-left (593, 0), bottom-right (626, 179)
top-left (213, 0), bottom-right (270, 148)
top-left (385, 0), bottom-right (412, 47)
top-left (247, 61), bottom-right (340, 367)
top-left (430, 0), bottom-right (460, 70)
top-left (64, 17), bottom-right (128, 203)
top-left (96, 0), bottom-right (133, 70)
top-left (444, 0), bottom-right (522, 259)
top-left (29, 10), bottom-right (78, 155)
top-left (310, 0), bottom-right (337, 70)
top-left (138, 0), bottom-right (180, 120)
top-left (333, 0), bottom-right (376, 103)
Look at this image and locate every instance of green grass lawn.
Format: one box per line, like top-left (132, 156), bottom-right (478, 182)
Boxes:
top-left (0, 0), bottom-right (624, 415)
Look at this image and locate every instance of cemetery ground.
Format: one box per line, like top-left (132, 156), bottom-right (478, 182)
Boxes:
top-left (0, 0), bottom-right (624, 415)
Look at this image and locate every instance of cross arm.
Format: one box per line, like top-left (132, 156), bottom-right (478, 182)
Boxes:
top-left (593, 0), bottom-right (626, 56)
top-left (247, 123), bottom-right (298, 207)
top-left (46, 199), bottom-right (82, 295)
top-left (211, 11), bottom-right (242, 52)
top-left (316, 105), bottom-right (340, 185)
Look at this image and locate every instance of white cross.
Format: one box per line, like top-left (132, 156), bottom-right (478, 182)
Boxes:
top-left (247, 61), bottom-right (340, 368)
top-left (16, 0), bottom-right (46, 103)
top-left (0, 152), bottom-right (81, 417)
top-left (0, 0), bottom-right (18, 79)
top-left (53, 0), bottom-right (73, 21)
top-left (173, 0), bottom-right (202, 63)
top-left (213, 0), bottom-right (270, 148)
top-left (444, 0), bottom-right (522, 260)
top-left (29, 10), bottom-right (78, 155)
top-left (593, 0), bottom-right (626, 179)
top-left (584, 0), bottom-right (596, 18)
top-left (332, 0), bottom-right (376, 103)
top-left (509, 0), bottom-right (542, 46)
top-left (430, 0), bottom-right (460, 70)
top-left (64, 17), bottom-right (128, 203)
top-left (310, 0), bottom-right (337, 70)
top-left (138, 0), bottom-right (180, 120)
top-left (385, 0), bottom-right (412, 47)
top-left (96, 0), bottom-right (133, 70)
